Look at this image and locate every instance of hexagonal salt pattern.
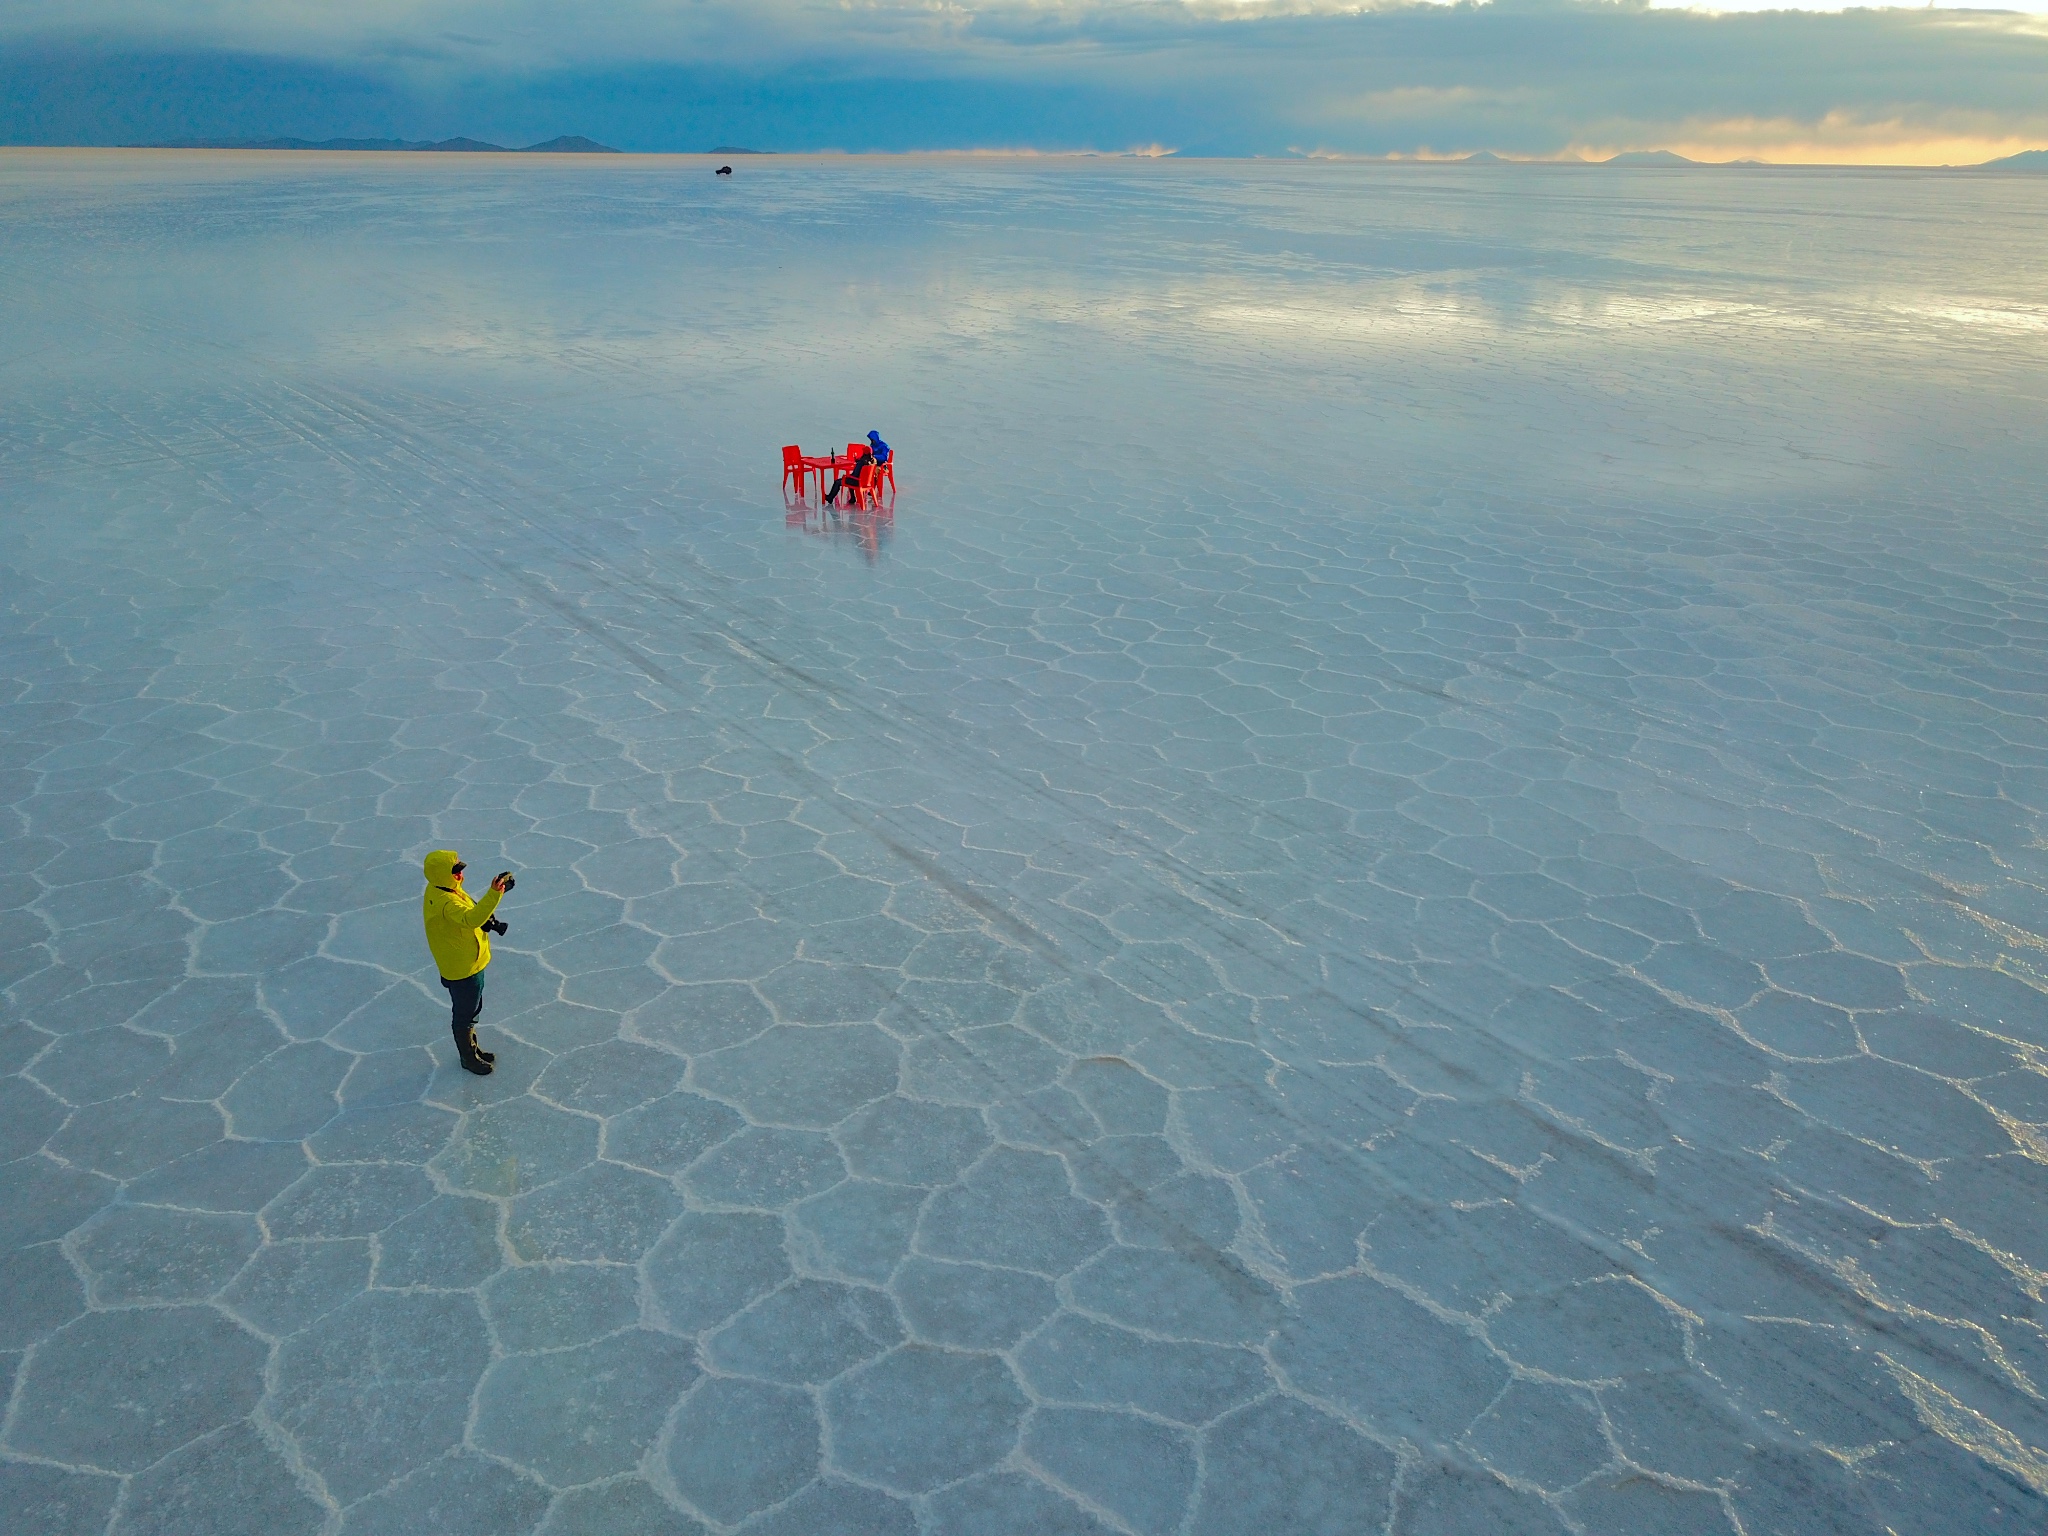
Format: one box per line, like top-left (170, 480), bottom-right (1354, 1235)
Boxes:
top-left (3, 152), bottom-right (2046, 1535)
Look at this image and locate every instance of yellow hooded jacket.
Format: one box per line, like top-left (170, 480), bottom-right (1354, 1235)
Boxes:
top-left (421, 850), bottom-right (503, 981)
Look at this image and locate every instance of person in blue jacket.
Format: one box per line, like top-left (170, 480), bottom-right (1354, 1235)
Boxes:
top-left (825, 431), bottom-right (890, 505)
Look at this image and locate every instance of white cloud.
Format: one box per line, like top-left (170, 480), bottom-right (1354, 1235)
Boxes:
top-left (4, 0), bottom-right (2045, 159)
top-left (10, 0), bottom-right (2046, 70)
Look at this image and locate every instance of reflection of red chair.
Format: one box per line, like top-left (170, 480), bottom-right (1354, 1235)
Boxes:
top-left (781, 445), bottom-right (808, 497)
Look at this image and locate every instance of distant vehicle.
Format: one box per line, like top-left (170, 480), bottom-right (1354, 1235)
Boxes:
top-left (716, 165), bottom-right (733, 176)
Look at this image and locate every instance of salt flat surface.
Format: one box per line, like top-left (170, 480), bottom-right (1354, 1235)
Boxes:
top-left (2, 150), bottom-right (2046, 1535)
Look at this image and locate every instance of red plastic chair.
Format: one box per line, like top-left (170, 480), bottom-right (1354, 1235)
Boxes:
top-left (781, 445), bottom-right (808, 497)
top-left (845, 460), bottom-right (881, 510)
top-left (826, 445), bottom-right (880, 506)
top-left (843, 443), bottom-right (895, 499)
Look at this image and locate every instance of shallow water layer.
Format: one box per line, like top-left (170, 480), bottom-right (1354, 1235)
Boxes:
top-left (2, 150), bottom-right (2046, 1535)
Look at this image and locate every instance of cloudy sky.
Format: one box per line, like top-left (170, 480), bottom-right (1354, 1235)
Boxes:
top-left (2, 1), bottom-right (2044, 163)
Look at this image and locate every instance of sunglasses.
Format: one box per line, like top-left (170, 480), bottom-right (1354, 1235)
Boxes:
top-left (451, 862), bottom-right (467, 876)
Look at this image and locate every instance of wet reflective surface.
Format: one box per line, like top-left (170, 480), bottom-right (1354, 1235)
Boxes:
top-left (2, 150), bottom-right (2046, 1534)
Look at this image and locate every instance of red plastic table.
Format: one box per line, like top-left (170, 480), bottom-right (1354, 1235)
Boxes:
top-left (800, 454), bottom-right (854, 500)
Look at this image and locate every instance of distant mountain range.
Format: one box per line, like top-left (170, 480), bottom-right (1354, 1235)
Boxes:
top-left (1460, 150), bottom-right (1762, 166)
top-left (1456, 147), bottom-right (2041, 168)
top-left (135, 135), bottom-right (619, 153)
top-left (1601, 150), bottom-right (1702, 166)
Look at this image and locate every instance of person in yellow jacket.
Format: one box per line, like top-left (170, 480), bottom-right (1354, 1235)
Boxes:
top-left (421, 850), bottom-right (512, 1075)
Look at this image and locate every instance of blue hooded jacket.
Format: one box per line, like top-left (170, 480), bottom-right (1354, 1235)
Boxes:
top-left (867, 431), bottom-right (891, 465)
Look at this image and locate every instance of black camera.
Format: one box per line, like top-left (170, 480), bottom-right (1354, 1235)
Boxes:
top-left (495, 871), bottom-right (516, 892)
top-left (483, 917), bottom-right (508, 936)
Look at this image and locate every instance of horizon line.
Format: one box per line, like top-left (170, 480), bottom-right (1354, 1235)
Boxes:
top-left (6, 143), bottom-right (2046, 170)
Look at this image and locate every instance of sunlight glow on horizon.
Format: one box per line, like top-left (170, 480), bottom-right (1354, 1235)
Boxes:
top-left (1644, 0), bottom-right (2048, 11)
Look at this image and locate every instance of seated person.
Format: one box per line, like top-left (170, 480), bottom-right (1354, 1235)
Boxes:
top-left (825, 431), bottom-right (889, 504)
top-left (824, 448), bottom-right (872, 505)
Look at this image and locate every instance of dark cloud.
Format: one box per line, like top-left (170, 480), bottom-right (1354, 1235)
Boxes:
top-left (0, 44), bottom-right (402, 147)
top-left (3, 5), bottom-right (2044, 160)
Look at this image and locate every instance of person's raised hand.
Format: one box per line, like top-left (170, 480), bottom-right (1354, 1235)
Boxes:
top-left (491, 873), bottom-right (512, 894)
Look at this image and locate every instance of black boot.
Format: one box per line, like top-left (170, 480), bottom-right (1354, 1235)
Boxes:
top-left (469, 1029), bottom-right (496, 1066)
top-left (447, 977), bottom-right (491, 1073)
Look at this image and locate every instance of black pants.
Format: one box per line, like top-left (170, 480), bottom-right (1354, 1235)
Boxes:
top-left (442, 969), bottom-right (485, 1058)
